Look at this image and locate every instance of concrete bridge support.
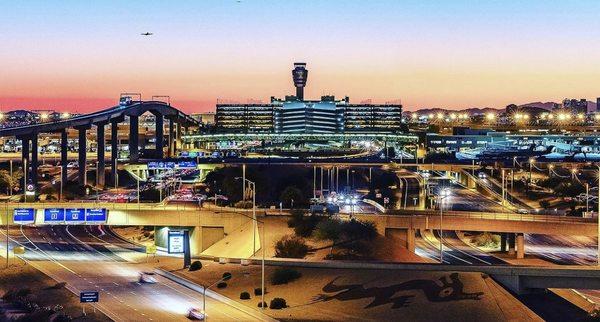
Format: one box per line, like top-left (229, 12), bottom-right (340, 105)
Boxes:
top-left (516, 233), bottom-right (525, 259)
top-left (60, 130), bottom-right (68, 189)
top-left (77, 127), bottom-right (88, 186)
top-left (129, 115), bottom-right (139, 162)
top-left (96, 123), bottom-right (106, 187)
top-left (168, 118), bottom-right (174, 157)
top-left (154, 226), bottom-right (225, 258)
top-left (111, 120), bottom-right (118, 183)
top-left (384, 228), bottom-right (416, 253)
top-left (153, 112), bottom-right (164, 159)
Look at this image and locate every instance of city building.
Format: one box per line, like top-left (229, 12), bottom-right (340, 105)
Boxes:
top-left (214, 63), bottom-right (404, 134)
top-left (562, 98), bottom-right (588, 113)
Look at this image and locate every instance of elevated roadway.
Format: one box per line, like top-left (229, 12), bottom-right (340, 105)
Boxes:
top-left (0, 100), bottom-right (198, 187)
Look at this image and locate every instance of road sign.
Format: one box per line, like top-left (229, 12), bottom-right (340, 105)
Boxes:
top-left (65, 208), bottom-right (86, 223)
top-left (13, 208), bottom-right (35, 224)
top-left (146, 244), bottom-right (157, 254)
top-left (177, 161), bottom-right (197, 169)
top-left (80, 291), bottom-right (99, 303)
top-left (85, 209), bottom-right (108, 223)
top-left (168, 230), bottom-right (185, 254)
top-left (44, 208), bottom-right (65, 223)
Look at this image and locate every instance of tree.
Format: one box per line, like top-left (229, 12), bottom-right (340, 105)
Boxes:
top-left (274, 235), bottom-right (309, 258)
top-left (280, 186), bottom-right (304, 208)
top-left (0, 169), bottom-right (22, 194)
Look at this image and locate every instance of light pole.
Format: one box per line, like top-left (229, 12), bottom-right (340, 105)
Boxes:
top-left (436, 188), bottom-right (451, 264)
top-left (596, 164), bottom-right (600, 266)
top-left (5, 201), bottom-right (8, 267)
top-left (528, 157), bottom-right (535, 190)
top-left (202, 273), bottom-right (232, 319)
top-left (586, 183), bottom-right (589, 215)
top-left (236, 177), bottom-right (256, 254)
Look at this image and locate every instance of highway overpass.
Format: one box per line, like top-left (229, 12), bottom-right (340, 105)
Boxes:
top-left (0, 100), bottom-right (198, 187)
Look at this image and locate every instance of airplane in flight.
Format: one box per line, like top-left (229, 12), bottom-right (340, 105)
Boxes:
top-left (140, 32), bottom-right (153, 36)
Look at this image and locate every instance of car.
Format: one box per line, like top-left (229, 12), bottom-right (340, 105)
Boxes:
top-left (119, 96), bottom-right (133, 106)
top-left (138, 272), bottom-right (157, 284)
top-left (477, 172), bottom-right (487, 179)
top-left (517, 208), bottom-right (529, 214)
top-left (187, 308), bottom-right (205, 320)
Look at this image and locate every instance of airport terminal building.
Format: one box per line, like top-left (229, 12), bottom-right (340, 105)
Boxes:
top-left (214, 63), bottom-right (404, 134)
top-left (190, 63), bottom-right (415, 158)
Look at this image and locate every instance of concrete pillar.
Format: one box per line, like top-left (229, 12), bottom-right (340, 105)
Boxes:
top-left (129, 115), bottom-right (139, 161)
top-left (96, 123), bottom-right (106, 187)
top-left (78, 127), bottom-right (87, 186)
top-left (508, 233), bottom-right (516, 256)
top-left (154, 113), bottom-right (164, 159)
top-left (111, 121), bottom-right (118, 183)
top-left (30, 133), bottom-right (38, 186)
top-left (190, 226), bottom-right (202, 257)
top-left (406, 228), bottom-right (416, 253)
top-left (500, 233), bottom-right (507, 252)
top-left (168, 118), bottom-right (174, 157)
top-left (175, 122), bottom-right (182, 154)
top-left (60, 130), bottom-right (68, 187)
top-left (516, 233), bottom-right (525, 259)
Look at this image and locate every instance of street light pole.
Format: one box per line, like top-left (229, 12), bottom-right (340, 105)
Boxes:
top-left (596, 164), bottom-right (600, 266)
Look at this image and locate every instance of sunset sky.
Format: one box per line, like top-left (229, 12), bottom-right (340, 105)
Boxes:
top-left (2, 1), bottom-right (600, 113)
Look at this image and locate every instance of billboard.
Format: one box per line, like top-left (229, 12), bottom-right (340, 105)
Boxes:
top-left (85, 209), bottom-right (108, 223)
top-left (13, 208), bottom-right (35, 224)
top-left (168, 230), bottom-right (185, 254)
top-left (65, 208), bottom-right (86, 223)
top-left (44, 208), bottom-right (65, 223)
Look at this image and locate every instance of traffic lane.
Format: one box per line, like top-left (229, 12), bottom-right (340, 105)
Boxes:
top-left (85, 225), bottom-right (145, 252)
top-left (21, 226), bottom-right (112, 262)
top-left (525, 234), bottom-right (597, 266)
top-left (438, 231), bottom-right (507, 265)
top-left (18, 227), bottom-right (263, 321)
top-left (447, 187), bottom-right (506, 213)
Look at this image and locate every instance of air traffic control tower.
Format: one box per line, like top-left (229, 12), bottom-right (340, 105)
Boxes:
top-left (292, 62), bottom-right (308, 100)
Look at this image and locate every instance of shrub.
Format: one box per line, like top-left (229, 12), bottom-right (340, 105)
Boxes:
top-left (342, 219), bottom-right (377, 241)
top-left (270, 268), bottom-right (301, 285)
top-left (222, 272), bottom-right (232, 280)
top-left (274, 235), bottom-right (309, 259)
top-left (49, 282), bottom-right (67, 290)
top-left (294, 215), bottom-right (321, 237)
top-left (269, 298), bottom-right (287, 309)
top-left (313, 219), bottom-right (342, 242)
top-left (234, 200), bottom-right (253, 209)
top-left (257, 301), bottom-right (268, 308)
top-left (240, 292), bottom-right (251, 300)
top-left (254, 287), bottom-right (266, 296)
top-left (217, 282), bottom-right (227, 289)
top-left (189, 261), bottom-right (202, 271)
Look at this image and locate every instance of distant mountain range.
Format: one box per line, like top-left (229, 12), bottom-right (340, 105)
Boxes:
top-left (412, 100), bottom-right (597, 114)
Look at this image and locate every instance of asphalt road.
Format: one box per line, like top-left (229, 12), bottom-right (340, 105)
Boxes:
top-left (414, 229), bottom-right (507, 265)
top-left (1, 225), bottom-right (264, 321)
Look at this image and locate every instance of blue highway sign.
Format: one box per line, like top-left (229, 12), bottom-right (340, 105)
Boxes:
top-left (85, 208), bottom-right (108, 223)
top-left (13, 208), bottom-right (35, 224)
top-left (80, 291), bottom-right (99, 303)
top-left (65, 208), bottom-right (86, 223)
top-left (44, 208), bottom-right (65, 223)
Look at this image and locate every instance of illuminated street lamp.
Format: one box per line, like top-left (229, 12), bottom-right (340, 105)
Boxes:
top-left (61, 112), bottom-right (70, 119)
top-left (485, 113), bottom-right (496, 122)
top-left (548, 163), bottom-right (554, 177)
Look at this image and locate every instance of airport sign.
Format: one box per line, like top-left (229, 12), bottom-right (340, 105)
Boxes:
top-left (13, 208), bottom-right (35, 224)
top-left (44, 208), bottom-right (65, 223)
top-left (85, 208), bottom-right (108, 223)
top-left (79, 291), bottom-right (99, 303)
top-left (65, 208), bottom-right (86, 223)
